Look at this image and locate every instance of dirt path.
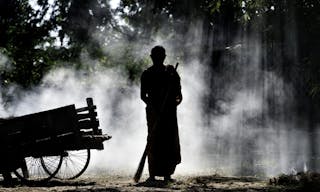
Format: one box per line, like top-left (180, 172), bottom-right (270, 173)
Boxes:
top-left (0, 174), bottom-right (300, 192)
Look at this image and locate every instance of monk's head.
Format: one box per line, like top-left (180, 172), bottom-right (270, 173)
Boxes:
top-left (150, 46), bottom-right (166, 66)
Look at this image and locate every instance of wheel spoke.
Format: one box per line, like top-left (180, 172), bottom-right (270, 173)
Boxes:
top-left (14, 156), bottom-right (62, 182)
top-left (41, 149), bottom-right (90, 180)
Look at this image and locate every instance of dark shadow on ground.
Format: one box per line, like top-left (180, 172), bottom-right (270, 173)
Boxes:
top-left (1, 174), bottom-right (317, 192)
top-left (0, 178), bottom-right (21, 187)
top-left (191, 175), bottom-right (261, 183)
top-left (135, 179), bottom-right (170, 188)
top-left (62, 188), bottom-right (121, 192)
top-left (0, 178), bottom-right (122, 192)
top-left (0, 178), bottom-right (95, 187)
top-left (28, 179), bottom-right (96, 187)
top-left (186, 175), bottom-right (305, 192)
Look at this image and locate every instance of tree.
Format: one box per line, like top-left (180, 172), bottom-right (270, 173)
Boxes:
top-left (0, 0), bottom-right (114, 88)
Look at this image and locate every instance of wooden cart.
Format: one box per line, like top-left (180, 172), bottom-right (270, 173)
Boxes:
top-left (0, 98), bottom-right (111, 182)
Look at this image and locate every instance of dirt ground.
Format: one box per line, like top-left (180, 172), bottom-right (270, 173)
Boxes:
top-left (0, 174), bottom-right (305, 192)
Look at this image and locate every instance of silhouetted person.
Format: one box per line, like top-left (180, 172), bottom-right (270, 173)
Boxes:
top-left (140, 46), bottom-right (182, 182)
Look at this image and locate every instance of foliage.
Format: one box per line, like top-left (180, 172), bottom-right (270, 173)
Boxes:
top-left (0, 0), bottom-right (113, 88)
top-left (0, 0), bottom-right (320, 102)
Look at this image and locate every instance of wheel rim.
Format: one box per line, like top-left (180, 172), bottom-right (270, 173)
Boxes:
top-left (42, 149), bottom-right (90, 180)
top-left (14, 156), bottom-right (62, 182)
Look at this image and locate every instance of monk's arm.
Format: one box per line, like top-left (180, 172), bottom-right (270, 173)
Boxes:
top-left (140, 72), bottom-right (149, 104)
top-left (175, 74), bottom-right (182, 105)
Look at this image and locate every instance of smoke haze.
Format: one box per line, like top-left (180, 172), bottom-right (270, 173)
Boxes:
top-left (0, 11), bottom-right (315, 178)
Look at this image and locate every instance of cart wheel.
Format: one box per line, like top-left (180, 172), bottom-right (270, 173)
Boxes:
top-left (14, 156), bottom-right (62, 183)
top-left (42, 149), bottom-right (90, 180)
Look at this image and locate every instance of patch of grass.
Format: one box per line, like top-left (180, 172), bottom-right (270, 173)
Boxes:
top-left (270, 172), bottom-right (320, 192)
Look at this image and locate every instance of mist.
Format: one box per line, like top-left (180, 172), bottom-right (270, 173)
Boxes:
top-left (0, 1), bottom-right (318, 179)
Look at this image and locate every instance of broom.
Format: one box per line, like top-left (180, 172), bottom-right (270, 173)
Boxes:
top-left (133, 142), bottom-right (149, 182)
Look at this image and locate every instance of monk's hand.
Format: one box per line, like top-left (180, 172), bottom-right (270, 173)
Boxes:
top-left (176, 95), bottom-right (182, 105)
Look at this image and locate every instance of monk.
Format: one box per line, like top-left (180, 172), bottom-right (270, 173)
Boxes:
top-left (140, 45), bottom-right (182, 182)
